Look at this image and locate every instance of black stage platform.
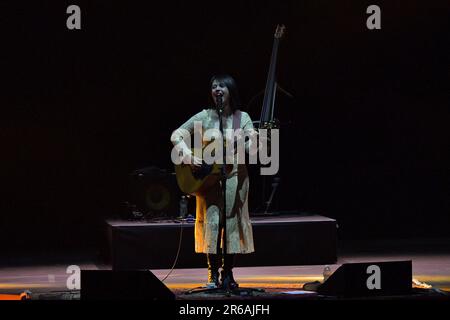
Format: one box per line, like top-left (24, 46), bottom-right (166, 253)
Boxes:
top-left (105, 213), bottom-right (337, 270)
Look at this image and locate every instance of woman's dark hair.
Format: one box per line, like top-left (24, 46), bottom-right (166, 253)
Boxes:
top-left (209, 74), bottom-right (241, 113)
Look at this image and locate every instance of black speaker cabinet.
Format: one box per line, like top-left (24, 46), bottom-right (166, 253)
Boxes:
top-left (317, 260), bottom-right (412, 297)
top-left (81, 270), bottom-right (175, 300)
top-left (128, 166), bottom-right (180, 218)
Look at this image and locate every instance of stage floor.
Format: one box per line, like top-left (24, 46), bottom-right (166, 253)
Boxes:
top-left (1, 239), bottom-right (450, 300)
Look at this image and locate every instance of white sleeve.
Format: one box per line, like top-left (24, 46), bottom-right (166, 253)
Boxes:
top-left (170, 110), bottom-right (207, 158)
top-left (241, 111), bottom-right (259, 155)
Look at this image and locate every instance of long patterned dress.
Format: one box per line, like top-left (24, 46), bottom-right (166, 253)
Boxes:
top-left (171, 108), bottom-right (257, 254)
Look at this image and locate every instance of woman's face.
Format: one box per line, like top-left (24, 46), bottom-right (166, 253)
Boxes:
top-left (211, 80), bottom-right (230, 107)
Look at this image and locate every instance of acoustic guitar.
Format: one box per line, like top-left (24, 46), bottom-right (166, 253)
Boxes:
top-left (174, 106), bottom-right (242, 196)
top-left (174, 147), bottom-right (233, 196)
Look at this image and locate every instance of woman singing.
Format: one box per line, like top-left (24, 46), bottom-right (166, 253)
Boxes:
top-left (171, 74), bottom-right (258, 290)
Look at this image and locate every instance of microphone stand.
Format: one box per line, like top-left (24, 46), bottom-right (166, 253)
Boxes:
top-left (186, 96), bottom-right (230, 295)
top-left (216, 97), bottom-right (230, 291)
top-left (186, 96), bottom-right (264, 296)
top-left (216, 98), bottom-right (264, 295)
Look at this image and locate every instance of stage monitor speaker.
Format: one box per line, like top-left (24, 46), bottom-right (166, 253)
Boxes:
top-left (317, 260), bottom-right (412, 297)
top-left (128, 166), bottom-right (180, 218)
top-left (81, 270), bottom-right (175, 300)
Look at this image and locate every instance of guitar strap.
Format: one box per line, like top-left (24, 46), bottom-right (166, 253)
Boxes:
top-left (230, 110), bottom-right (242, 153)
top-left (233, 110), bottom-right (241, 130)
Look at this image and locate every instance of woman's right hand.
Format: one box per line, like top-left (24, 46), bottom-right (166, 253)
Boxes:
top-left (183, 154), bottom-right (203, 171)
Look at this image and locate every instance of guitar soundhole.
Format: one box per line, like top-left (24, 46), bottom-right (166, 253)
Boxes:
top-left (192, 163), bottom-right (213, 180)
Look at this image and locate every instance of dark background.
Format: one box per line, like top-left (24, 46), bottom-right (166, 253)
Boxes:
top-left (1, 1), bottom-right (449, 255)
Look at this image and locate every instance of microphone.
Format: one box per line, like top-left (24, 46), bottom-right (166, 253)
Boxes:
top-left (215, 93), bottom-right (223, 112)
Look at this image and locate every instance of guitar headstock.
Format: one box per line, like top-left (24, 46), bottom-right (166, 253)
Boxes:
top-left (274, 24), bottom-right (286, 39)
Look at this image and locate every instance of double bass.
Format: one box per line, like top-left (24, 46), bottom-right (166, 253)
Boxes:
top-left (258, 24), bottom-right (286, 131)
top-left (253, 24), bottom-right (286, 214)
